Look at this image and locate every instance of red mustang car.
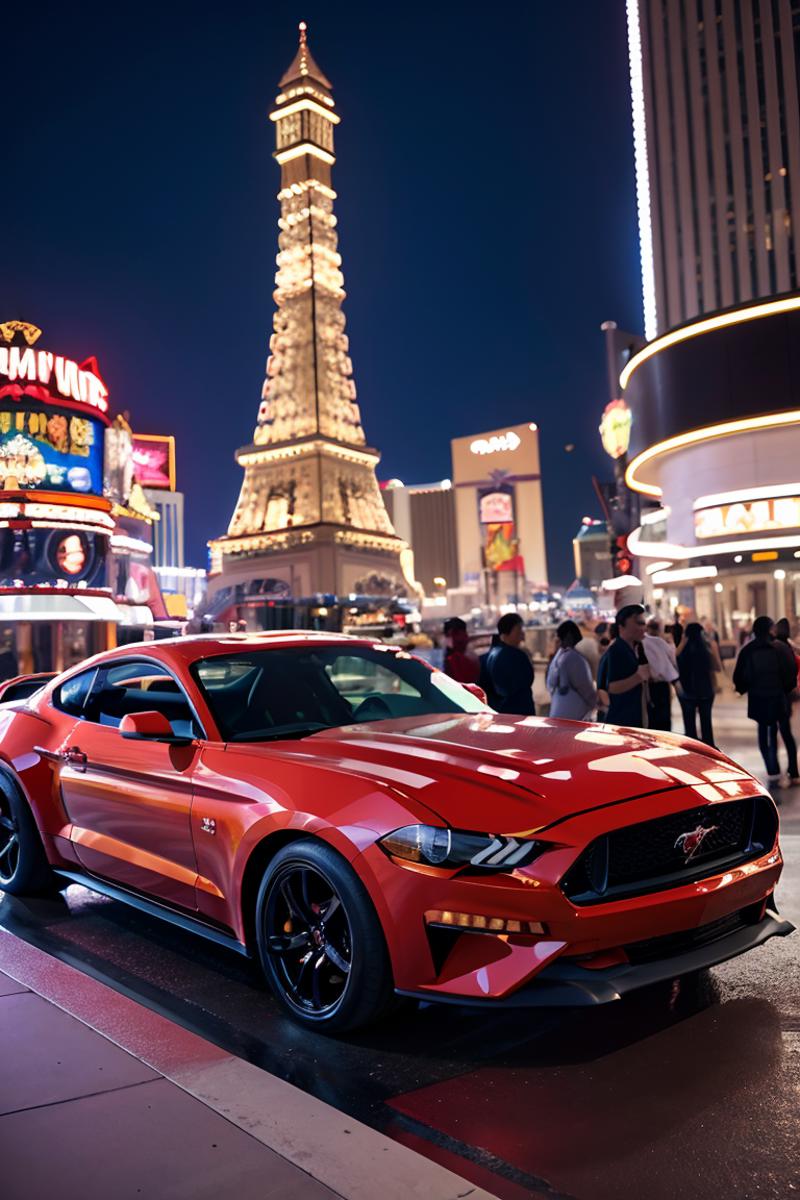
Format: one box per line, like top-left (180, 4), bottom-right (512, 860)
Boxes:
top-left (0, 633), bottom-right (792, 1031)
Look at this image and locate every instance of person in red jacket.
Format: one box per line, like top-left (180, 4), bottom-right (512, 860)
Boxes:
top-left (442, 617), bottom-right (480, 684)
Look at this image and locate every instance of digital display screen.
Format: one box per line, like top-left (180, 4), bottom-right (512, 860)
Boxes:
top-left (0, 404), bottom-right (103, 494)
top-left (131, 435), bottom-right (175, 490)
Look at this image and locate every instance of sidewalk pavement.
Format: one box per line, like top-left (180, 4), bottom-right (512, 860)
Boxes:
top-left (0, 932), bottom-right (498, 1200)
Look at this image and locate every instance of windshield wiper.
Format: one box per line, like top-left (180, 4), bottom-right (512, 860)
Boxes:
top-left (229, 722), bottom-right (332, 743)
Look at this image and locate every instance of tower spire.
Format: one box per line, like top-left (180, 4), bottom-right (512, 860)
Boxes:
top-left (279, 20), bottom-right (332, 91)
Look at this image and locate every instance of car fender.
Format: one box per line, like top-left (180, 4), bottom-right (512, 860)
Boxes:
top-left (193, 743), bottom-right (432, 942)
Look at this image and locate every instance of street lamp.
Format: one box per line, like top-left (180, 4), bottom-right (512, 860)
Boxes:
top-left (774, 568), bottom-right (787, 619)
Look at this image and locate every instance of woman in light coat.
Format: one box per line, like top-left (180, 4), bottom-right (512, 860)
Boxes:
top-left (547, 620), bottom-right (598, 721)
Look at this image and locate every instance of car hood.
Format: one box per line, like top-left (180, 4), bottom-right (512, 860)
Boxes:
top-left (280, 714), bottom-right (750, 833)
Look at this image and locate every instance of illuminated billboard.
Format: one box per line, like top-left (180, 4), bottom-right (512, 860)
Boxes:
top-left (0, 404), bottom-right (104, 494)
top-left (695, 496), bottom-right (800, 539)
top-left (477, 483), bottom-right (525, 573)
top-left (131, 435), bottom-right (176, 490)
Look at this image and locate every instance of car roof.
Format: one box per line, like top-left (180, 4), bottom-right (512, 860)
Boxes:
top-left (58, 631), bottom-right (396, 675)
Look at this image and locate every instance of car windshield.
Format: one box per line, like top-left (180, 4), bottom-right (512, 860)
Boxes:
top-left (191, 645), bottom-right (487, 742)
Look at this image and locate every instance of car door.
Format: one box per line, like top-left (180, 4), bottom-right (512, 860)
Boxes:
top-left (53, 658), bottom-right (203, 911)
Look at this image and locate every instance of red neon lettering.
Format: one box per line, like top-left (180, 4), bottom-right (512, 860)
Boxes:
top-left (7, 347), bottom-right (37, 383)
top-left (54, 356), bottom-right (81, 401)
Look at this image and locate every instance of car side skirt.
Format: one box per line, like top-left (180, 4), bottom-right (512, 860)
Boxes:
top-left (53, 869), bottom-right (251, 958)
top-left (395, 911), bottom-right (794, 1008)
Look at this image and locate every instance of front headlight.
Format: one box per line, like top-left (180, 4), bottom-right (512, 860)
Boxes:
top-left (379, 824), bottom-right (543, 871)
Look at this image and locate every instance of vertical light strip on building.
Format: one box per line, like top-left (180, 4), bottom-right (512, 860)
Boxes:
top-left (627, 0), bottom-right (658, 341)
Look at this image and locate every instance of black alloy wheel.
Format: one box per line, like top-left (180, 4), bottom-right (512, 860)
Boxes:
top-left (255, 840), bottom-right (394, 1033)
top-left (0, 791), bottom-right (20, 885)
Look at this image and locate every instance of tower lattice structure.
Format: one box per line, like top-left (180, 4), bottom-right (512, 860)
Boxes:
top-left (211, 25), bottom-right (409, 598)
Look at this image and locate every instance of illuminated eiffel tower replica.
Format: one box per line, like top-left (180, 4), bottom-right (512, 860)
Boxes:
top-left (210, 24), bottom-right (411, 602)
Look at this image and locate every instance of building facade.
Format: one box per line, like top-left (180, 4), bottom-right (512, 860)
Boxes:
top-left (209, 25), bottom-right (411, 605)
top-left (381, 480), bottom-right (458, 596)
top-left (573, 518), bottom-right (613, 589)
top-left (629, 0), bottom-right (800, 340)
top-left (0, 321), bottom-right (167, 673)
top-left (623, 2), bottom-right (800, 634)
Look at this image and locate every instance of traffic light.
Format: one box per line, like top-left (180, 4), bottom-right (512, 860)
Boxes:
top-left (612, 533), bottom-right (633, 577)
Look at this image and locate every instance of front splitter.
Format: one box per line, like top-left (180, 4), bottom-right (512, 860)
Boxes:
top-left (396, 911), bottom-right (795, 1008)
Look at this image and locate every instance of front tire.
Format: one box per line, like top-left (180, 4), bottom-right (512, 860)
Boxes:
top-left (255, 840), bottom-right (394, 1033)
top-left (0, 775), bottom-right (59, 896)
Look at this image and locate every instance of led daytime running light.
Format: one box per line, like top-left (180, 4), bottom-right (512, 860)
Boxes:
top-left (425, 910), bottom-right (546, 936)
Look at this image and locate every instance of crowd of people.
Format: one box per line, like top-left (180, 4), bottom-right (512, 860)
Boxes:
top-left (442, 606), bottom-right (800, 790)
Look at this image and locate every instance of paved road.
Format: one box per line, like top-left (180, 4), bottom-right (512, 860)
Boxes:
top-left (1, 690), bottom-right (798, 1200)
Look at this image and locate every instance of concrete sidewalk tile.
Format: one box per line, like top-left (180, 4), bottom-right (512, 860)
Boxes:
top-left (0, 1077), bottom-right (341, 1200)
top-left (171, 1055), bottom-right (500, 1200)
top-left (0, 932), bottom-right (499, 1199)
top-left (0, 970), bottom-right (28, 996)
top-left (0, 992), bottom-right (157, 1115)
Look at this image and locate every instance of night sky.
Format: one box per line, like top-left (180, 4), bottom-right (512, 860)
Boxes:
top-left (5, 0), bottom-right (642, 584)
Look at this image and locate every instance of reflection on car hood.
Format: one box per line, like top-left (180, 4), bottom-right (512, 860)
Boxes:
top-left (279, 714), bottom-right (753, 832)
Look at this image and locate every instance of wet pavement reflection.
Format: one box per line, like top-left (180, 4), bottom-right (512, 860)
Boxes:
top-left (1, 703), bottom-right (798, 1200)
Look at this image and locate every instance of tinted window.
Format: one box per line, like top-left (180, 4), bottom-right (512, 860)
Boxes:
top-left (192, 646), bottom-right (486, 742)
top-left (54, 669), bottom-right (97, 718)
top-left (2, 680), bottom-right (44, 703)
top-left (85, 661), bottom-right (201, 738)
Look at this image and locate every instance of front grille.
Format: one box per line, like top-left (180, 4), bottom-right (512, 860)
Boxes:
top-left (562, 795), bottom-right (777, 905)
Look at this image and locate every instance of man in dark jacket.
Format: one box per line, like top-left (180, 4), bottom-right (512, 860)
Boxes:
top-left (483, 613), bottom-right (535, 715)
top-left (604, 604), bottom-right (650, 728)
top-left (733, 615), bottom-right (799, 785)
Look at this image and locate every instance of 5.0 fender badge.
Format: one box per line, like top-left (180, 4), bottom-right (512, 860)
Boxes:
top-left (200, 817), bottom-right (216, 835)
top-left (674, 823), bottom-right (718, 861)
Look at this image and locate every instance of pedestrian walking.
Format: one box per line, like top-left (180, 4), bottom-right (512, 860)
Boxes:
top-left (733, 615), bottom-right (799, 788)
top-left (603, 604), bottom-right (650, 728)
top-left (442, 617), bottom-right (480, 684)
top-left (644, 618), bottom-right (679, 731)
top-left (547, 620), bottom-right (597, 720)
top-left (676, 622), bottom-right (717, 746)
top-left (483, 612), bottom-right (535, 715)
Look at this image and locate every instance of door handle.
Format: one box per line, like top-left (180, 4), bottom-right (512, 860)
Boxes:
top-left (34, 745), bottom-right (88, 770)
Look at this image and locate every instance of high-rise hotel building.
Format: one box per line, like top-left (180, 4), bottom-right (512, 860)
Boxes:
top-left (630, 0), bottom-right (800, 338)
top-left (622, 1), bottom-right (800, 629)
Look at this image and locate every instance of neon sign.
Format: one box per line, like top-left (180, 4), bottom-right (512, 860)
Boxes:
top-left (0, 344), bottom-right (109, 415)
top-left (599, 399), bottom-right (632, 459)
top-left (470, 432), bottom-right (521, 456)
top-left (695, 497), bottom-right (800, 539)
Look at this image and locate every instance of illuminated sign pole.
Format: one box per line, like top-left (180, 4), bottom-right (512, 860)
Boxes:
top-left (594, 322), bottom-right (644, 581)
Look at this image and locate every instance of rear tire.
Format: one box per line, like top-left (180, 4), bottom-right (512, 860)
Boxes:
top-left (0, 775), bottom-right (60, 896)
top-left (255, 839), bottom-right (394, 1033)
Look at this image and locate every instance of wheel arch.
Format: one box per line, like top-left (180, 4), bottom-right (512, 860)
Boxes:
top-left (239, 828), bottom-right (345, 953)
top-left (0, 759), bottom-right (29, 811)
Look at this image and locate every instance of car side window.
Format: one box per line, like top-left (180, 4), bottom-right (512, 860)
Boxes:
top-left (53, 669), bottom-right (98, 718)
top-left (84, 660), bottom-right (202, 738)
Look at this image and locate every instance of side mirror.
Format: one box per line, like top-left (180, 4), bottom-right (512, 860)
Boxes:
top-left (462, 683), bottom-right (488, 705)
top-left (120, 711), bottom-right (190, 745)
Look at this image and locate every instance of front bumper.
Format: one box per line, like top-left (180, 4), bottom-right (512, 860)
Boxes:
top-left (396, 909), bottom-right (795, 1008)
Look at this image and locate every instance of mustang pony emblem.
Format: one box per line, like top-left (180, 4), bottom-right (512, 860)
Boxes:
top-left (674, 823), bottom-right (719, 861)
